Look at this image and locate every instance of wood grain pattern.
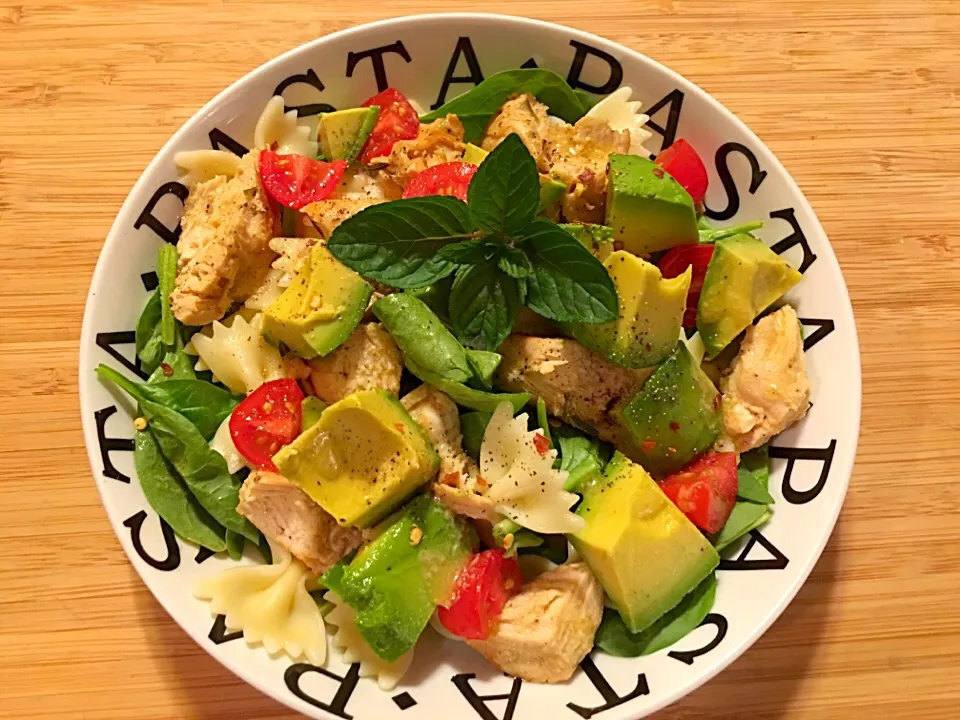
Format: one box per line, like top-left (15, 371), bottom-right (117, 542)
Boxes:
top-left (1, 1), bottom-right (959, 718)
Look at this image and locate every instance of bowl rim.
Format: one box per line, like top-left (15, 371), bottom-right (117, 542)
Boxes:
top-left (79, 12), bottom-right (862, 719)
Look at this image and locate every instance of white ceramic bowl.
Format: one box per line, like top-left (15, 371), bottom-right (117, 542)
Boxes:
top-left (79, 13), bottom-right (861, 720)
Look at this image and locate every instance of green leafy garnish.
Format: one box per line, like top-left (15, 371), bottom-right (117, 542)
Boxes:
top-left (711, 502), bottom-right (773, 551)
top-left (467, 133), bottom-right (540, 234)
top-left (464, 350), bottom-right (502, 390)
top-left (158, 244), bottom-right (178, 346)
top-left (449, 261), bottom-right (521, 351)
top-left (492, 517), bottom-right (544, 556)
top-left (460, 411), bottom-right (491, 459)
top-left (737, 445), bottom-right (774, 504)
top-left (225, 529), bottom-right (245, 560)
top-left (698, 217), bottom-right (764, 244)
top-left (555, 425), bottom-right (609, 493)
top-left (135, 290), bottom-right (164, 374)
top-left (596, 573), bottom-right (717, 657)
top-left (421, 68), bottom-right (596, 144)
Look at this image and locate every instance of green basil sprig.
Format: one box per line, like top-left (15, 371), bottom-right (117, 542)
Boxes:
top-left (329, 134), bottom-right (617, 351)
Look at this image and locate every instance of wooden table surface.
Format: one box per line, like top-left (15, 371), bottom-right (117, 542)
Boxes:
top-left (2, 1), bottom-right (959, 718)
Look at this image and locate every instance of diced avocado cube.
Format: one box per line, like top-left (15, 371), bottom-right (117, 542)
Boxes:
top-left (538, 176), bottom-right (566, 211)
top-left (568, 251), bottom-right (690, 368)
top-left (605, 154), bottom-right (698, 256)
top-left (614, 342), bottom-right (722, 476)
top-left (571, 452), bottom-right (719, 634)
top-left (697, 233), bottom-right (803, 358)
top-left (462, 143), bottom-right (489, 165)
top-left (323, 495), bottom-right (476, 661)
top-left (300, 396), bottom-right (326, 432)
top-left (561, 223), bottom-right (615, 261)
top-left (262, 243), bottom-right (372, 359)
top-left (319, 106), bottom-right (380, 162)
top-left (273, 390), bottom-right (439, 528)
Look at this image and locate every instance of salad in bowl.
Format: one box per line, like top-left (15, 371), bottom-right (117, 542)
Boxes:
top-left (93, 67), bottom-right (811, 690)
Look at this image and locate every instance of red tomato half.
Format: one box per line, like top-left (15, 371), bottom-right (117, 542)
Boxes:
top-left (359, 88), bottom-right (420, 163)
top-left (655, 139), bottom-right (709, 206)
top-left (658, 243), bottom-right (715, 327)
top-left (659, 453), bottom-right (738, 534)
top-left (437, 549), bottom-right (524, 640)
top-left (229, 379), bottom-right (305, 472)
top-left (258, 150), bottom-right (347, 210)
top-left (402, 162), bottom-right (478, 201)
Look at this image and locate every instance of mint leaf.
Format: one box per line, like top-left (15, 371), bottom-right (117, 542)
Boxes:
top-left (327, 196), bottom-right (476, 289)
top-left (436, 238), bottom-right (499, 265)
top-left (449, 263), bottom-right (521, 351)
top-left (467, 134), bottom-right (540, 235)
top-left (498, 244), bottom-right (533, 279)
top-left (519, 220), bottom-right (618, 323)
top-left (421, 68), bottom-right (596, 144)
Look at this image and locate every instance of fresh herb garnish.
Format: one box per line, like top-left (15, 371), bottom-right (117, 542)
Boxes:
top-left (698, 217), bottom-right (764, 244)
top-left (330, 134), bottom-right (618, 350)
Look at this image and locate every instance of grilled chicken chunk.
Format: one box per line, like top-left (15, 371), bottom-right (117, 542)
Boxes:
top-left (237, 471), bottom-right (362, 575)
top-left (400, 384), bottom-right (498, 521)
top-left (308, 323), bottom-right (403, 404)
top-left (171, 150), bottom-right (279, 325)
top-left (496, 335), bottom-right (651, 441)
top-left (721, 306), bottom-right (811, 452)
top-left (302, 198), bottom-right (382, 239)
top-left (467, 562), bottom-right (603, 683)
top-left (377, 114), bottom-right (467, 188)
top-left (482, 94), bottom-right (550, 164)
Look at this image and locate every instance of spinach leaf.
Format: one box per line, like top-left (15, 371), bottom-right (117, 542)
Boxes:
top-left (555, 426), bottom-right (607, 493)
top-left (519, 533), bottom-right (569, 564)
top-left (465, 350), bottom-right (501, 390)
top-left (421, 69), bottom-right (596, 144)
top-left (96, 365), bottom-right (238, 441)
top-left (407, 357), bottom-right (529, 414)
top-left (373, 293), bottom-right (473, 383)
top-left (710, 502), bottom-right (773, 551)
top-left (467, 134), bottom-right (540, 235)
top-left (408, 276), bottom-right (453, 322)
top-left (737, 445), bottom-right (774, 504)
top-left (460, 411), bottom-right (491, 459)
top-left (327, 196), bottom-right (476, 288)
top-left (158, 244), bottom-right (178, 346)
top-left (519, 220), bottom-right (618, 323)
top-left (698, 218), bottom-right (764, 244)
top-left (449, 262), bottom-right (521, 351)
top-left (134, 428), bottom-right (226, 552)
top-left (97, 365), bottom-right (257, 542)
top-left (225, 529), bottom-right (245, 560)
top-left (596, 573), bottom-right (717, 657)
top-left (536, 396), bottom-right (552, 447)
top-left (135, 290), bottom-right (164, 374)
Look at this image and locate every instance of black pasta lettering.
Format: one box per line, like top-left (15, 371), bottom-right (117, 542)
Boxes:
top-left (566, 40), bottom-right (623, 95)
top-left (94, 405), bottom-right (135, 484)
top-left (123, 510), bottom-right (181, 571)
top-left (645, 89), bottom-right (684, 151)
top-left (770, 440), bottom-right (837, 504)
top-left (273, 68), bottom-right (336, 117)
top-left (769, 207), bottom-right (818, 273)
top-left (133, 181), bottom-right (188, 244)
top-left (704, 142), bottom-right (767, 221)
top-left (346, 41), bottom-right (412, 93)
top-left (800, 318), bottom-right (835, 352)
top-left (668, 613), bottom-right (729, 665)
top-left (140, 271), bottom-right (159, 292)
top-left (284, 663), bottom-right (361, 720)
top-left (718, 529), bottom-right (790, 571)
top-left (567, 655), bottom-right (649, 719)
top-left (431, 37), bottom-right (485, 109)
top-left (208, 614), bottom-right (243, 644)
top-left (95, 331), bottom-right (147, 380)
top-left (207, 128), bottom-right (248, 157)
top-left (451, 673), bottom-right (522, 720)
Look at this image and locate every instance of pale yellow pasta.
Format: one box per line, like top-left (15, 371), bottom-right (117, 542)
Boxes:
top-left (585, 86), bottom-right (653, 157)
top-left (174, 149), bottom-right (242, 186)
top-left (209, 415), bottom-right (247, 473)
top-left (481, 402), bottom-right (584, 534)
top-left (189, 312), bottom-right (284, 395)
top-left (194, 541), bottom-right (326, 665)
top-left (254, 95), bottom-right (319, 158)
top-left (324, 591), bottom-right (414, 690)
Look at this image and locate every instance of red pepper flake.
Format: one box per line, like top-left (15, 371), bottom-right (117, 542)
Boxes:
top-left (669, 421), bottom-right (680, 432)
top-left (713, 394), bottom-right (723, 411)
top-left (442, 472), bottom-right (461, 487)
top-left (394, 423), bottom-right (405, 432)
top-left (652, 167), bottom-right (665, 179)
top-left (533, 433), bottom-right (551, 456)
top-left (667, 446), bottom-right (677, 454)
top-left (642, 440), bottom-right (656, 453)
top-left (160, 362), bottom-right (173, 377)
top-left (476, 475), bottom-right (488, 489)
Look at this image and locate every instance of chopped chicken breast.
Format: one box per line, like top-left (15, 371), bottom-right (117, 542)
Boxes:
top-left (171, 150), bottom-right (279, 325)
top-left (721, 306), bottom-right (811, 452)
top-left (301, 198), bottom-right (382, 239)
top-left (237, 470), bottom-right (362, 575)
top-left (377, 115), bottom-right (467, 188)
top-left (467, 562), bottom-right (603, 683)
top-left (482, 94), bottom-right (550, 165)
top-left (496, 335), bottom-right (651, 441)
top-left (308, 323), bottom-right (403, 404)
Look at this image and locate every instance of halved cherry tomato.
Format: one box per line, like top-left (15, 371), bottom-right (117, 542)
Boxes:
top-left (358, 88), bottom-right (420, 163)
top-left (437, 549), bottom-right (524, 640)
top-left (655, 139), bottom-right (709, 205)
top-left (402, 162), bottom-right (478, 201)
top-left (659, 453), bottom-right (738, 534)
top-left (658, 243), bottom-right (715, 327)
top-left (229, 379), bottom-right (305, 471)
top-left (258, 150), bottom-right (347, 210)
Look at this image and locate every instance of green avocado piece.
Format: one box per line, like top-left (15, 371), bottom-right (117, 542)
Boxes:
top-left (568, 251), bottom-right (691, 368)
top-left (538, 176), bottom-right (566, 211)
top-left (462, 143), bottom-right (489, 165)
top-left (262, 243), bottom-right (372, 359)
top-left (300, 396), bottom-right (327, 432)
top-left (273, 390), bottom-right (439, 528)
top-left (605, 154), bottom-right (698, 256)
top-left (614, 342), bottom-right (722, 476)
top-left (697, 233), bottom-right (803, 358)
top-left (561, 223), bottom-right (615, 261)
top-left (323, 495), bottom-right (476, 661)
top-left (319, 106), bottom-right (380, 162)
top-left (571, 452), bottom-right (719, 633)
